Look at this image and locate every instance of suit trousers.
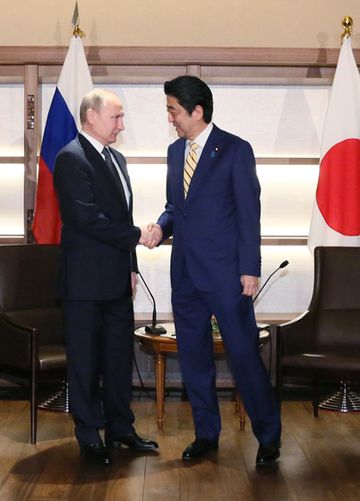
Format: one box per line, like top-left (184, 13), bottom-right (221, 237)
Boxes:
top-left (171, 267), bottom-right (281, 445)
top-left (63, 295), bottom-right (135, 446)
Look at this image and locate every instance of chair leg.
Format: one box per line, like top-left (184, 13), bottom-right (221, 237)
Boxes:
top-left (31, 373), bottom-right (37, 444)
top-left (275, 363), bottom-right (283, 409)
top-left (312, 378), bottom-right (319, 418)
top-left (31, 332), bottom-right (38, 444)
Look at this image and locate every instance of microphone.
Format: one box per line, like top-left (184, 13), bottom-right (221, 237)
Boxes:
top-left (252, 260), bottom-right (289, 303)
top-left (138, 271), bottom-right (167, 335)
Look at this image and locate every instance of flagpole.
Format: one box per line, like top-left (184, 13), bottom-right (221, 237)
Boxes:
top-left (341, 16), bottom-right (353, 42)
top-left (72, 1), bottom-right (86, 38)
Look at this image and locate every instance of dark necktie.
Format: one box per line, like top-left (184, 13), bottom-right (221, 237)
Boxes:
top-left (102, 147), bottom-right (126, 201)
top-left (103, 147), bottom-right (120, 181)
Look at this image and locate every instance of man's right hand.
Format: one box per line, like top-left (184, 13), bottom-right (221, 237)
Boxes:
top-left (139, 223), bottom-right (162, 249)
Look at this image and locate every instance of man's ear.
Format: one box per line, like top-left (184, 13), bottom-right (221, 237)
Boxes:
top-left (193, 104), bottom-right (204, 121)
top-left (86, 108), bottom-right (95, 125)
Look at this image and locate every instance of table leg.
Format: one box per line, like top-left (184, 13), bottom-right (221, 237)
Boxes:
top-left (235, 394), bottom-right (246, 430)
top-left (154, 353), bottom-right (166, 429)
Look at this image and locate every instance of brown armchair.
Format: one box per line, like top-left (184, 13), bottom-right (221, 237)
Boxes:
top-left (276, 246), bottom-right (360, 416)
top-left (0, 244), bottom-right (66, 443)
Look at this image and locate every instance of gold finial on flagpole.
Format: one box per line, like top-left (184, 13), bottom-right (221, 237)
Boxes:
top-left (341, 16), bottom-right (353, 42)
top-left (72, 1), bottom-right (86, 38)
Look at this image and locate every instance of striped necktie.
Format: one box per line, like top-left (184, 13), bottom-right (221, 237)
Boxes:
top-left (184, 142), bottom-right (199, 197)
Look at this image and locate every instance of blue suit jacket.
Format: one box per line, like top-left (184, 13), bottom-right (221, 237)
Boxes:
top-left (157, 124), bottom-right (261, 292)
top-left (54, 133), bottom-right (141, 300)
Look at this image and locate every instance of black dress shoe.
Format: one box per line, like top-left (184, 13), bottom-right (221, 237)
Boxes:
top-left (80, 443), bottom-right (112, 465)
top-left (256, 441), bottom-right (280, 466)
top-left (106, 432), bottom-right (159, 451)
top-left (182, 438), bottom-right (218, 461)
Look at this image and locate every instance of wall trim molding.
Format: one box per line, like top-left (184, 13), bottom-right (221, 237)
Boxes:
top-left (0, 156), bottom-right (320, 165)
top-left (0, 46), bottom-right (353, 67)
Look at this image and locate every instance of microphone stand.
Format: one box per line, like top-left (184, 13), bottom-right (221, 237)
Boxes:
top-left (252, 260), bottom-right (289, 303)
top-left (138, 271), bottom-right (167, 335)
top-left (252, 260), bottom-right (289, 378)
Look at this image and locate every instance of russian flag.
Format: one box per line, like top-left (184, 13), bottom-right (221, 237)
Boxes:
top-left (32, 35), bottom-right (93, 243)
top-left (308, 35), bottom-right (360, 252)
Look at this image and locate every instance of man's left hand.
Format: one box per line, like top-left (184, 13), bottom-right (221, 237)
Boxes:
top-left (131, 272), bottom-right (138, 291)
top-left (240, 275), bottom-right (259, 297)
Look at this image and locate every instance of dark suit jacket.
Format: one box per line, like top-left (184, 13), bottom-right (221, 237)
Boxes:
top-left (53, 133), bottom-right (141, 300)
top-left (157, 124), bottom-right (261, 292)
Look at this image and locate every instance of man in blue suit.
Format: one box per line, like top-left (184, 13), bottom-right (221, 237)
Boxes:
top-left (54, 88), bottom-right (159, 465)
top-left (149, 76), bottom-right (281, 465)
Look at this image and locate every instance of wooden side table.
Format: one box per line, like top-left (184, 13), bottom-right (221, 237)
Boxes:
top-left (134, 322), bottom-right (270, 430)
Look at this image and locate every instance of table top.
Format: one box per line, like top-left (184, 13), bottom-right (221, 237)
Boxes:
top-left (135, 312), bottom-right (299, 326)
top-left (134, 322), bottom-right (270, 354)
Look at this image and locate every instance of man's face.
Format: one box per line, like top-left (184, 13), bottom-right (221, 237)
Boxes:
top-left (166, 96), bottom-right (203, 141)
top-left (87, 97), bottom-right (125, 145)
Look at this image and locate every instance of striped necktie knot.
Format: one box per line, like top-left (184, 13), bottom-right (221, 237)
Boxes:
top-left (184, 142), bottom-right (199, 197)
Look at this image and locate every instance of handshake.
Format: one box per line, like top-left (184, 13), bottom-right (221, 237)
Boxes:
top-left (139, 223), bottom-right (163, 249)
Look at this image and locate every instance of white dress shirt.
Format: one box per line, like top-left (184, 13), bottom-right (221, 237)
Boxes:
top-left (81, 131), bottom-right (130, 207)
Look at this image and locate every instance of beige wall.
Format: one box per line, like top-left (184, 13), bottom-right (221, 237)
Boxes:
top-left (1, 0), bottom-right (360, 48)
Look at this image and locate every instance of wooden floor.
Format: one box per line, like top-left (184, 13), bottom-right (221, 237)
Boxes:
top-left (0, 398), bottom-right (359, 501)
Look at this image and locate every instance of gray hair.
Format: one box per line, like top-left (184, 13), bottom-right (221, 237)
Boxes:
top-left (79, 88), bottom-right (116, 125)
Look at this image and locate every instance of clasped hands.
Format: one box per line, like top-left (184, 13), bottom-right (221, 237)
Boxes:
top-left (139, 223), bottom-right (163, 249)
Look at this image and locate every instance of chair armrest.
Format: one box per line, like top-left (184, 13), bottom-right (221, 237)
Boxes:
top-left (277, 310), bottom-right (317, 356)
top-left (0, 312), bottom-right (37, 370)
top-left (278, 311), bottom-right (309, 328)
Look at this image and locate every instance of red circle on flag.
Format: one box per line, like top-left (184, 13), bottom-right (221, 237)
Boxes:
top-left (316, 138), bottom-right (360, 236)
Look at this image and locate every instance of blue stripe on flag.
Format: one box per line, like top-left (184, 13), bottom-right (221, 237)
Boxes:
top-left (40, 88), bottom-right (78, 173)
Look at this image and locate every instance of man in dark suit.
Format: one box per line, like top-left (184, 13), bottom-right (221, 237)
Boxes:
top-left (54, 88), bottom-right (159, 465)
top-left (148, 76), bottom-right (281, 466)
